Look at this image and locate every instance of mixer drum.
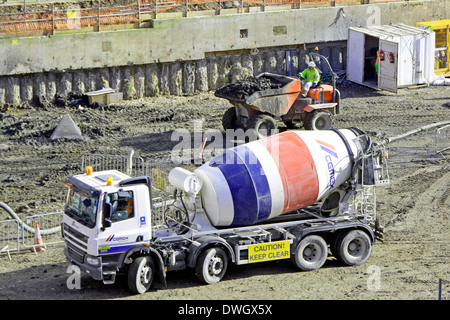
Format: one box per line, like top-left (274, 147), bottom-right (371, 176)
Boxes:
top-left (194, 129), bottom-right (361, 227)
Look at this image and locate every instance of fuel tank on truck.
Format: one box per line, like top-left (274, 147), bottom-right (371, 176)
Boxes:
top-left (194, 129), bottom-right (364, 227)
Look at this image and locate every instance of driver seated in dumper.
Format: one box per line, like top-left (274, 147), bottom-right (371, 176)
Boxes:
top-left (298, 61), bottom-right (320, 97)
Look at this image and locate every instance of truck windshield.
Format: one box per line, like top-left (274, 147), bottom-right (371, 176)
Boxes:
top-left (65, 187), bottom-right (99, 228)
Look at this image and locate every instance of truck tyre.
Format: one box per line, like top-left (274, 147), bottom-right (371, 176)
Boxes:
top-left (248, 114), bottom-right (277, 139)
top-left (196, 247), bottom-right (228, 284)
top-left (128, 255), bottom-right (155, 294)
top-left (303, 110), bottom-right (333, 130)
top-left (291, 235), bottom-right (328, 271)
top-left (333, 230), bottom-right (372, 266)
top-left (222, 107), bottom-right (239, 130)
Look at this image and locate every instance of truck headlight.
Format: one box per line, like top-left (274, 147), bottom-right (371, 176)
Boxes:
top-left (86, 256), bottom-right (100, 266)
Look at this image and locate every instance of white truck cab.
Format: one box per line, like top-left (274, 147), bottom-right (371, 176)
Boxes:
top-left (63, 169), bottom-right (154, 284)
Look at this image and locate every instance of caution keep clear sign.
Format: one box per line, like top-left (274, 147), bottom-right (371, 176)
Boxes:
top-left (248, 240), bottom-right (290, 263)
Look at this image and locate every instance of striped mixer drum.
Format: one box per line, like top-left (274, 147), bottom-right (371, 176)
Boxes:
top-left (193, 129), bottom-right (364, 227)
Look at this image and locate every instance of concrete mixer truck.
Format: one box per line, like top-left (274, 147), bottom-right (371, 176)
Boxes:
top-left (62, 128), bottom-right (389, 294)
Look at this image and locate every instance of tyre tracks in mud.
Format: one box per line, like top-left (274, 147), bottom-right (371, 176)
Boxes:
top-left (379, 164), bottom-right (450, 234)
top-left (0, 86), bottom-right (449, 300)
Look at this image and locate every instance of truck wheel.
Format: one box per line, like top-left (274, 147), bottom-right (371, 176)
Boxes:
top-left (128, 255), bottom-right (155, 294)
top-left (291, 235), bottom-right (328, 271)
top-left (248, 114), bottom-right (277, 139)
top-left (333, 230), bottom-right (372, 266)
top-left (222, 107), bottom-right (238, 130)
top-left (196, 247), bottom-right (228, 284)
top-left (303, 110), bottom-right (333, 130)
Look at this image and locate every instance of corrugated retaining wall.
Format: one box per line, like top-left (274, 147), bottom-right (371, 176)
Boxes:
top-left (0, 0), bottom-right (448, 105)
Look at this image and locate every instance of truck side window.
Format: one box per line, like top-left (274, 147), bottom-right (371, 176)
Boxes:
top-left (104, 191), bottom-right (134, 222)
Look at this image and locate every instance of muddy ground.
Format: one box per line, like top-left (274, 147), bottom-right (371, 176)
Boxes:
top-left (0, 81), bottom-right (449, 301)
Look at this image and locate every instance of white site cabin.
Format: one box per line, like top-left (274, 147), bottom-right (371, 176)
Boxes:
top-left (347, 24), bottom-right (435, 93)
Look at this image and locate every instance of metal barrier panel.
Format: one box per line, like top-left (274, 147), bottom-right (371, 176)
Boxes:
top-left (81, 151), bottom-right (175, 194)
top-left (81, 152), bottom-right (145, 176)
top-left (22, 212), bottom-right (63, 248)
top-left (0, 219), bottom-right (20, 258)
top-left (81, 152), bottom-right (176, 227)
top-left (435, 124), bottom-right (450, 156)
top-left (143, 159), bottom-right (177, 196)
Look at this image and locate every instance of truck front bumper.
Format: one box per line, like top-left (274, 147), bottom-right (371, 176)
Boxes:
top-left (64, 244), bottom-right (103, 281)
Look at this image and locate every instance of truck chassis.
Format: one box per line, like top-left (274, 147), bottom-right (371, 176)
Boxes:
top-left (64, 197), bottom-right (383, 294)
top-left (63, 130), bottom-right (389, 294)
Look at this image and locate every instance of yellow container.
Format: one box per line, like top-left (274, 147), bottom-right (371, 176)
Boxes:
top-left (416, 20), bottom-right (450, 76)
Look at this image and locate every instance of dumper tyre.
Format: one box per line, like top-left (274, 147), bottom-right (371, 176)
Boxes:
top-left (248, 114), bottom-right (277, 139)
top-left (128, 255), bottom-right (155, 294)
top-left (222, 107), bottom-right (239, 130)
top-left (303, 110), bottom-right (333, 130)
top-left (291, 235), bottom-right (328, 271)
top-left (333, 230), bottom-right (372, 266)
top-left (196, 247), bottom-right (228, 284)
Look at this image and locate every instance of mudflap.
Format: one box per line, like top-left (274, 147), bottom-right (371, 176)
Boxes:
top-left (186, 236), bottom-right (236, 268)
top-left (152, 249), bottom-right (167, 288)
top-left (303, 102), bottom-right (338, 114)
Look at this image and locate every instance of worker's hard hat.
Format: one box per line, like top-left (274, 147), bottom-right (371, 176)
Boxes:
top-left (308, 61), bottom-right (316, 68)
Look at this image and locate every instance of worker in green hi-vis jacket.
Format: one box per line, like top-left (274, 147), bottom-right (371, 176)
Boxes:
top-left (298, 61), bottom-right (320, 97)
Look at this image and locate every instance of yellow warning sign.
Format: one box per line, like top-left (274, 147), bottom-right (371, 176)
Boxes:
top-left (248, 240), bottom-right (290, 263)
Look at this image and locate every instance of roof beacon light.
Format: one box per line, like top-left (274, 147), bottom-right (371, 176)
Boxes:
top-left (106, 176), bottom-right (113, 186)
top-left (86, 166), bottom-right (93, 175)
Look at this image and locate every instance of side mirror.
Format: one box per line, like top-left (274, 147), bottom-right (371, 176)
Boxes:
top-left (102, 219), bottom-right (112, 230)
top-left (103, 202), bottom-right (112, 219)
top-left (102, 202), bottom-right (112, 230)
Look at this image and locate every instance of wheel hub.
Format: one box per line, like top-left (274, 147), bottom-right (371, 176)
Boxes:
top-left (140, 265), bottom-right (152, 284)
top-left (303, 244), bottom-right (319, 262)
top-left (348, 239), bottom-right (363, 257)
top-left (209, 256), bottom-right (223, 275)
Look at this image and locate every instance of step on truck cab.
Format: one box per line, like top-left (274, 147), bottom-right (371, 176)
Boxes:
top-left (62, 128), bottom-right (389, 294)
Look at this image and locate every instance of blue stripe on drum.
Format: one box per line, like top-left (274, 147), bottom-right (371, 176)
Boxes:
top-left (235, 145), bottom-right (272, 223)
top-left (246, 141), bottom-right (285, 220)
top-left (214, 145), bottom-right (272, 226)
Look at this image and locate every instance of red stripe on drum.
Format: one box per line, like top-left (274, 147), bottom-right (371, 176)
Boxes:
top-left (258, 131), bottom-right (319, 213)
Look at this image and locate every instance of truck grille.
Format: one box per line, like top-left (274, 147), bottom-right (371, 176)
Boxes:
top-left (63, 223), bottom-right (88, 250)
top-left (67, 243), bottom-right (85, 264)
